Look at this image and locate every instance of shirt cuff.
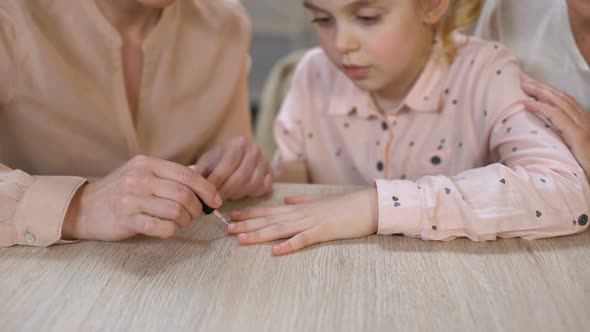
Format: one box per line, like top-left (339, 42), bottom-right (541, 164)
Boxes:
top-left (13, 176), bottom-right (86, 246)
top-left (375, 179), bottom-right (422, 236)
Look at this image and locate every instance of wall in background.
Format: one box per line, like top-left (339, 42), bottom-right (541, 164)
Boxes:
top-left (242, 0), bottom-right (316, 104)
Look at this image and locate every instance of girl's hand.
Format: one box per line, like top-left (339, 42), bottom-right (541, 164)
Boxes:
top-left (227, 188), bottom-right (379, 255)
top-left (521, 75), bottom-right (590, 180)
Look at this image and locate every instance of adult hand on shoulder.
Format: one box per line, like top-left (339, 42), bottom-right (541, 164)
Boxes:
top-left (521, 75), bottom-right (590, 179)
top-left (61, 155), bottom-right (222, 241)
top-left (192, 136), bottom-right (273, 200)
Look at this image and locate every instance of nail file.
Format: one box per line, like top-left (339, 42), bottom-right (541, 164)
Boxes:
top-left (197, 196), bottom-right (231, 225)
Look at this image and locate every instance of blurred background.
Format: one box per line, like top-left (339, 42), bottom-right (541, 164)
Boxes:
top-left (242, 0), bottom-right (316, 119)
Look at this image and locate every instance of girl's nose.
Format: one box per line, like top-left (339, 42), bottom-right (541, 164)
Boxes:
top-left (335, 27), bottom-right (360, 54)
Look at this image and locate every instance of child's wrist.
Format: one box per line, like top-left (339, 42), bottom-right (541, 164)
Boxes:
top-left (366, 187), bottom-right (379, 234)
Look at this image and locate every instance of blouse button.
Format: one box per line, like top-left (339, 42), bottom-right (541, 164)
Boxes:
top-left (431, 156), bottom-right (442, 165)
top-left (376, 161), bottom-right (384, 172)
top-left (24, 233), bottom-right (36, 244)
top-left (578, 214), bottom-right (588, 226)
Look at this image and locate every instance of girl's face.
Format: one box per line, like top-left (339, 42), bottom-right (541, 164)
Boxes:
top-left (304, 0), bottom-right (440, 101)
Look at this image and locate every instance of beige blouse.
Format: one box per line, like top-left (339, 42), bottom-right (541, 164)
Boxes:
top-left (0, 0), bottom-right (253, 246)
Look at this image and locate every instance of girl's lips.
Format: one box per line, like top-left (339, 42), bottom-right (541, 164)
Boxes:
top-left (342, 65), bottom-right (369, 79)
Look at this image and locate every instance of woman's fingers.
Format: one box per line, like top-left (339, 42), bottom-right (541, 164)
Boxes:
top-left (521, 75), bottom-right (584, 122)
top-left (524, 100), bottom-right (578, 135)
top-left (246, 168), bottom-right (273, 198)
top-left (242, 158), bottom-right (273, 198)
top-left (206, 137), bottom-right (247, 192)
top-left (218, 142), bottom-right (259, 199)
top-left (139, 196), bottom-right (192, 228)
top-left (133, 214), bottom-right (178, 239)
top-left (151, 178), bottom-right (203, 219)
top-left (219, 143), bottom-right (273, 200)
top-left (148, 157), bottom-right (221, 209)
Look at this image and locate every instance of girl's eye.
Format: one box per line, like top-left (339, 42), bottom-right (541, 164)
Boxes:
top-left (311, 17), bottom-right (333, 26)
top-left (357, 15), bottom-right (380, 23)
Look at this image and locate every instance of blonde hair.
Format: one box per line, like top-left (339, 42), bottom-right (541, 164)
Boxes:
top-left (439, 0), bottom-right (484, 63)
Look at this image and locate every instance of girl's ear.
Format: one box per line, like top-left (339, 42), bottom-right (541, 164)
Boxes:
top-left (420, 0), bottom-right (450, 24)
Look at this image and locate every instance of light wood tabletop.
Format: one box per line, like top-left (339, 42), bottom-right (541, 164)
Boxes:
top-left (1, 183), bottom-right (588, 332)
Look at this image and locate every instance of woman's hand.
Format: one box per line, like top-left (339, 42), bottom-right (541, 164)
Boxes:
top-left (62, 155), bottom-right (221, 241)
top-left (521, 75), bottom-right (590, 179)
top-left (227, 188), bottom-right (379, 255)
top-left (192, 136), bottom-right (273, 200)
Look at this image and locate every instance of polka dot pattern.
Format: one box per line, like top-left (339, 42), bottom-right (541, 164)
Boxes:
top-left (272, 43), bottom-right (588, 241)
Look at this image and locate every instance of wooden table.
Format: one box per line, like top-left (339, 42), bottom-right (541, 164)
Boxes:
top-left (1, 184), bottom-right (589, 331)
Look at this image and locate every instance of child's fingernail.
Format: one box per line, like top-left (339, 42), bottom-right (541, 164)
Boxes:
top-left (237, 233), bottom-right (249, 241)
top-left (228, 223), bottom-right (236, 230)
top-left (215, 195), bottom-right (222, 206)
top-left (272, 244), bottom-right (286, 254)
